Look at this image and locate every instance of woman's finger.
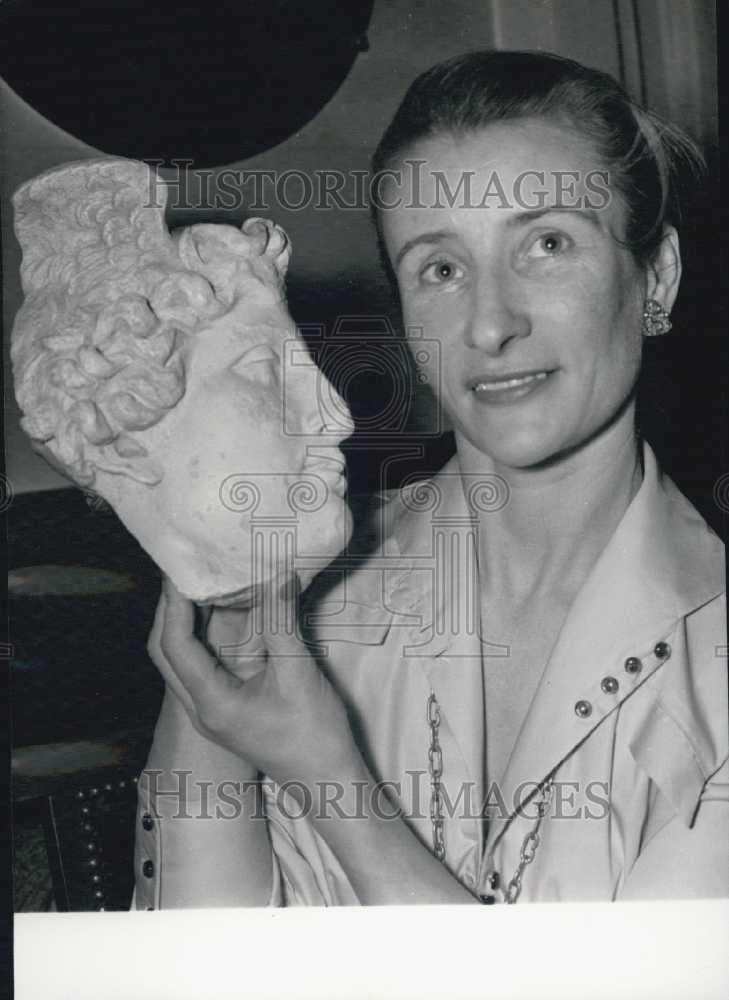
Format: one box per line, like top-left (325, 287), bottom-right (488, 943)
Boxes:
top-left (207, 603), bottom-right (266, 681)
top-left (160, 577), bottom-right (238, 715)
top-left (147, 585), bottom-right (200, 718)
top-left (261, 571), bottom-right (312, 683)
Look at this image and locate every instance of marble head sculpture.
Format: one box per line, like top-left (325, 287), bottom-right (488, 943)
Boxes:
top-left (11, 159), bottom-right (353, 603)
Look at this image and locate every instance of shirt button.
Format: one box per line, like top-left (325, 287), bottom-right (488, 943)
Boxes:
top-left (479, 894), bottom-right (496, 905)
top-left (142, 860), bottom-right (155, 878)
top-left (141, 813), bottom-right (154, 831)
top-left (654, 641), bottom-right (671, 660)
top-left (624, 656), bottom-right (642, 674)
top-left (574, 699), bottom-right (592, 718)
top-left (487, 871), bottom-right (500, 891)
top-left (601, 676), bottom-right (619, 694)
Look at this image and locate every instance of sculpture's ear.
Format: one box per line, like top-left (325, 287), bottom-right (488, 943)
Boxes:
top-left (88, 432), bottom-right (164, 486)
top-left (32, 431), bottom-right (164, 489)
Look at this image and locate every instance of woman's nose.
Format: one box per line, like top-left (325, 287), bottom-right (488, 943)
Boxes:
top-left (463, 272), bottom-right (531, 354)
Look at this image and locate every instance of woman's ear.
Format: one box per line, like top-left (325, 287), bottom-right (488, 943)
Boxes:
top-left (645, 225), bottom-right (682, 313)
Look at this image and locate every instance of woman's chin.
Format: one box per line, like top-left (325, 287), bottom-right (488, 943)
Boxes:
top-left (464, 432), bottom-right (562, 472)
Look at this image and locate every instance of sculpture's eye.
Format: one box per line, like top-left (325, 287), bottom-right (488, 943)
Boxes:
top-left (229, 344), bottom-right (280, 386)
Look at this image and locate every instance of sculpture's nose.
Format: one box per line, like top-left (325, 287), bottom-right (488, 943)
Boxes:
top-left (313, 375), bottom-right (355, 444)
top-left (280, 331), bottom-right (355, 446)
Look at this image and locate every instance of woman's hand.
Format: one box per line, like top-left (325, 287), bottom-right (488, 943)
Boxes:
top-left (145, 574), bottom-right (479, 906)
top-left (148, 574), bottom-right (361, 791)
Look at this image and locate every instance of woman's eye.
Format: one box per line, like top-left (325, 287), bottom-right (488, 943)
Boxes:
top-left (420, 259), bottom-right (464, 285)
top-left (229, 345), bottom-right (280, 384)
top-left (527, 232), bottom-right (571, 259)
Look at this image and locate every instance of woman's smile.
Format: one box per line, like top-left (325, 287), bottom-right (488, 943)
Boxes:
top-left (468, 368), bottom-right (556, 405)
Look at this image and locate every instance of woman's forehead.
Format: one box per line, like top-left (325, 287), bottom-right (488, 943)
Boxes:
top-left (380, 118), bottom-right (627, 242)
top-left (401, 117), bottom-right (606, 174)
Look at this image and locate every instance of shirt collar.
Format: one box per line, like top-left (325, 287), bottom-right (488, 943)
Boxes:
top-left (382, 442), bottom-right (724, 834)
top-left (386, 441), bottom-right (723, 637)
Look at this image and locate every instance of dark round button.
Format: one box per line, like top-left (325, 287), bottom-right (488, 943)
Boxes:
top-left (147, 906), bottom-right (154, 911)
top-left (624, 657), bottom-right (642, 674)
top-left (654, 641), bottom-right (671, 660)
top-left (487, 871), bottom-right (500, 890)
top-left (601, 676), bottom-right (619, 694)
top-left (479, 894), bottom-right (496, 905)
top-left (142, 813), bottom-right (154, 832)
top-left (142, 860), bottom-right (155, 878)
top-left (574, 699), bottom-right (593, 718)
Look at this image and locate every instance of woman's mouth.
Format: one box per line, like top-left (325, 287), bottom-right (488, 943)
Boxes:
top-left (470, 369), bottom-right (554, 404)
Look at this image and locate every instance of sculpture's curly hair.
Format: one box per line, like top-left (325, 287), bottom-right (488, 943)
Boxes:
top-left (11, 159), bottom-right (290, 486)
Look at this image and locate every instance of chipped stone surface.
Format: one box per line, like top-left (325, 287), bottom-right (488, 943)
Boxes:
top-left (12, 160), bottom-right (352, 602)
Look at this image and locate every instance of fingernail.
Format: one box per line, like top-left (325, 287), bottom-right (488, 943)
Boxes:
top-left (278, 571), bottom-right (301, 603)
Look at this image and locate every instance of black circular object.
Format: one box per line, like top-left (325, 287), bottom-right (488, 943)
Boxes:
top-left (0, 0), bottom-right (374, 166)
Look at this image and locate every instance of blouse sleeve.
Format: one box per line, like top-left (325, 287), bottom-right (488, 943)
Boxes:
top-left (263, 781), bottom-right (361, 906)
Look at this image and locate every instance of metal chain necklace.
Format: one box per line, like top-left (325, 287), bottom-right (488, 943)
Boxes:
top-left (426, 691), bottom-right (553, 903)
top-left (503, 776), bottom-right (554, 903)
top-left (426, 693), bottom-right (446, 862)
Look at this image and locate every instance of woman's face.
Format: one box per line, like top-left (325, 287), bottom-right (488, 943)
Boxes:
top-left (380, 119), bottom-right (650, 470)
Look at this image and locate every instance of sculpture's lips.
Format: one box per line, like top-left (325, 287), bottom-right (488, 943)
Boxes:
top-left (304, 451), bottom-right (348, 497)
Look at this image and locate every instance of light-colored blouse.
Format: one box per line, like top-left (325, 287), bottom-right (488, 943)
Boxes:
top-left (135, 443), bottom-right (728, 907)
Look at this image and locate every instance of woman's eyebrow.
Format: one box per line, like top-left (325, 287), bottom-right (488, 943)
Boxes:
top-left (394, 207), bottom-right (604, 267)
top-left (507, 206), bottom-right (603, 229)
top-left (394, 229), bottom-right (456, 268)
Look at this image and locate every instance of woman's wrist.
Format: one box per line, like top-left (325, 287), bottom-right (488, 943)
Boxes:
top-left (146, 686), bottom-right (259, 790)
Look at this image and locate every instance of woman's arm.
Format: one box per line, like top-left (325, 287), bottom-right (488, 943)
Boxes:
top-left (156, 576), bottom-right (479, 906)
top-left (138, 689), bottom-right (273, 908)
top-left (135, 589), bottom-right (273, 908)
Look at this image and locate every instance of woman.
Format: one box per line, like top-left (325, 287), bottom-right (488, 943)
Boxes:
top-left (134, 50), bottom-right (727, 908)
